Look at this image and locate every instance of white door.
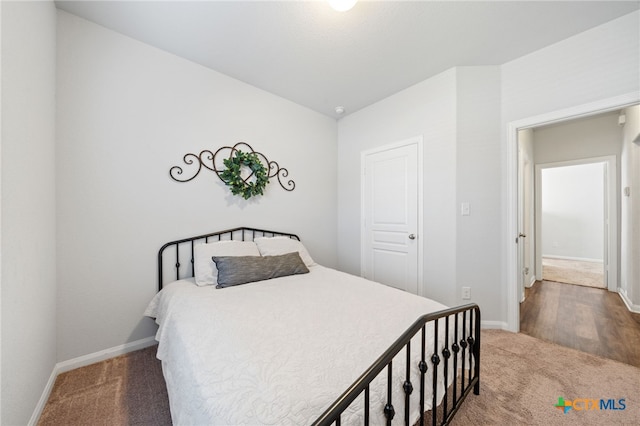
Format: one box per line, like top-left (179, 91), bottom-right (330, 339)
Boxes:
top-left (517, 138), bottom-right (535, 302)
top-left (361, 138), bottom-right (421, 295)
top-left (602, 162), bottom-right (610, 288)
top-left (517, 147), bottom-right (526, 302)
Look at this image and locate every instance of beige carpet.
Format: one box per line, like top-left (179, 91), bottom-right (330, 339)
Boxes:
top-left (542, 257), bottom-right (605, 288)
top-left (451, 330), bottom-right (639, 425)
top-left (38, 346), bottom-right (171, 426)
top-left (39, 330), bottom-right (639, 425)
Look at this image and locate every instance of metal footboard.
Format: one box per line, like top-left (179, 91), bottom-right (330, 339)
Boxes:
top-left (312, 303), bottom-right (480, 426)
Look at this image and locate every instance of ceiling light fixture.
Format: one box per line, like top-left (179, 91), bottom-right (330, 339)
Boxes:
top-left (335, 106), bottom-right (345, 115)
top-left (328, 0), bottom-right (357, 12)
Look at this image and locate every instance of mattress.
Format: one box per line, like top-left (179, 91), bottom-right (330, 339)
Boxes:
top-left (145, 265), bottom-right (460, 425)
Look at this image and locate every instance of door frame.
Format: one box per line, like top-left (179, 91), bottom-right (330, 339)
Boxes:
top-left (506, 91), bottom-right (639, 332)
top-left (360, 136), bottom-right (424, 295)
top-left (535, 156), bottom-right (616, 291)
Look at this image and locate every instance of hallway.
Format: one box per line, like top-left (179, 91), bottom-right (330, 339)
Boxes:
top-left (520, 280), bottom-right (640, 367)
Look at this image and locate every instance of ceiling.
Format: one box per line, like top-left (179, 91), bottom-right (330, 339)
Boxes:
top-left (55, 1), bottom-right (639, 118)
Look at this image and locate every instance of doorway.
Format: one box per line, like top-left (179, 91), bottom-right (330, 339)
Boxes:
top-left (360, 136), bottom-right (423, 295)
top-left (506, 92), bottom-right (639, 332)
top-left (537, 160), bottom-right (611, 289)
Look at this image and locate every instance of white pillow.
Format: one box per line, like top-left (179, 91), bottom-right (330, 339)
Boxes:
top-left (254, 236), bottom-right (316, 268)
top-left (193, 241), bottom-right (260, 286)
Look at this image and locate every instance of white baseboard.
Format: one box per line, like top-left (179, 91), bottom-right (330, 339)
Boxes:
top-left (481, 320), bottom-right (508, 330)
top-left (521, 275), bottom-right (537, 290)
top-left (56, 336), bottom-right (157, 373)
top-left (29, 336), bottom-right (158, 426)
top-left (542, 254), bottom-right (603, 263)
top-left (618, 289), bottom-right (640, 313)
top-left (28, 367), bottom-right (58, 426)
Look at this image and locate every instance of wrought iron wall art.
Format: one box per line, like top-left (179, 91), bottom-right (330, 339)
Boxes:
top-left (169, 142), bottom-right (295, 199)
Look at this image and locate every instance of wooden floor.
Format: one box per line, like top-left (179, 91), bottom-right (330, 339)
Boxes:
top-left (520, 280), bottom-right (640, 368)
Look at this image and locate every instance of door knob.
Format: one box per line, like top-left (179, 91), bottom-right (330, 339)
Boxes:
top-left (519, 233), bottom-right (526, 238)
top-left (408, 234), bottom-right (416, 240)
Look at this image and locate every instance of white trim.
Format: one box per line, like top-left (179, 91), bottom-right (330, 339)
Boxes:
top-left (618, 289), bottom-right (640, 314)
top-left (28, 369), bottom-right (58, 426)
top-left (481, 321), bottom-right (508, 330)
top-left (522, 278), bottom-right (538, 304)
top-left (506, 91), bottom-right (640, 332)
top-left (360, 136), bottom-right (425, 296)
top-left (56, 336), bottom-right (157, 373)
top-left (29, 336), bottom-right (158, 425)
top-left (417, 139), bottom-right (424, 297)
top-left (0, 3), bottom-right (3, 422)
top-left (535, 156), bottom-right (617, 292)
top-left (509, 93), bottom-right (640, 132)
top-left (542, 254), bottom-right (604, 263)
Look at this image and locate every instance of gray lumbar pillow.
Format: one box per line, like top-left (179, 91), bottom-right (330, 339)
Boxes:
top-left (213, 252), bottom-right (310, 288)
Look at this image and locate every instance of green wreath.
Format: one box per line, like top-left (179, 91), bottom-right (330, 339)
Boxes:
top-left (220, 150), bottom-right (269, 199)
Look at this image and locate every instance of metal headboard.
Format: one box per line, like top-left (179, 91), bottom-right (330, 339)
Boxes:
top-left (157, 227), bottom-right (300, 291)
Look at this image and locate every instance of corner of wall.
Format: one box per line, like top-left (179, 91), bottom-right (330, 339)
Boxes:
top-left (1, 1), bottom-right (58, 424)
top-left (618, 288), bottom-right (640, 313)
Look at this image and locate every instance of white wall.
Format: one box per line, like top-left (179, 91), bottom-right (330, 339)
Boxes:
top-left (502, 12), bottom-right (639, 123)
top-left (337, 69), bottom-right (458, 306)
top-left (337, 66), bottom-right (501, 319)
top-left (621, 104), bottom-right (640, 306)
top-left (541, 163), bottom-right (604, 260)
top-left (340, 11), bottom-right (638, 328)
top-left (455, 67), bottom-right (502, 317)
top-left (533, 112), bottom-right (623, 165)
top-left (338, 13), bottom-right (639, 327)
top-left (1, 1), bottom-right (57, 424)
top-left (56, 11), bottom-right (337, 362)
top-left (502, 10), bottom-right (638, 327)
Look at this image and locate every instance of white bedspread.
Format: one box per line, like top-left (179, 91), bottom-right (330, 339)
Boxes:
top-left (145, 265), bottom-right (463, 425)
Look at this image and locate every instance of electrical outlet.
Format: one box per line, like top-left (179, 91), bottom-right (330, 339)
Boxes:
top-left (462, 287), bottom-right (471, 300)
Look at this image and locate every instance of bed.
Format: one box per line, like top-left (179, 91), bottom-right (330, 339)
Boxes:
top-left (145, 227), bottom-right (480, 425)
